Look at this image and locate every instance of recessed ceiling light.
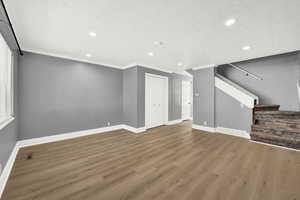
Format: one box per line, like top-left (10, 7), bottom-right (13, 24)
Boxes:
top-left (86, 53), bottom-right (92, 57)
top-left (154, 41), bottom-right (164, 46)
top-left (148, 52), bottom-right (154, 56)
top-left (89, 32), bottom-right (97, 37)
top-left (225, 18), bottom-right (236, 27)
top-left (242, 45), bottom-right (251, 50)
top-left (178, 62), bottom-right (183, 66)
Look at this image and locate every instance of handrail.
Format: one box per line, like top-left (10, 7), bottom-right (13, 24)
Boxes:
top-left (228, 63), bottom-right (262, 80)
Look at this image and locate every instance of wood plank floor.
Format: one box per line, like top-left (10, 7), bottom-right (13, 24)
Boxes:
top-left (2, 121), bottom-right (300, 200)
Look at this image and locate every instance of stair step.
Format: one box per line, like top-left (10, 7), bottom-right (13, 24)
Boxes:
top-left (251, 131), bottom-right (300, 150)
top-left (254, 111), bottom-right (300, 120)
top-left (256, 119), bottom-right (300, 129)
top-left (254, 104), bottom-right (280, 112)
top-left (251, 125), bottom-right (300, 140)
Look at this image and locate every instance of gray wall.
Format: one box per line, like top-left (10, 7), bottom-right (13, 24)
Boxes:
top-left (217, 52), bottom-right (300, 111)
top-left (215, 88), bottom-right (252, 132)
top-left (191, 68), bottom-right (215, 127)
top-left (18, 52), bottom-right (123, 140)
top-left (123, 67), bottom-right (138, 127)
top-left (18, 54), bottom-right (192, 138)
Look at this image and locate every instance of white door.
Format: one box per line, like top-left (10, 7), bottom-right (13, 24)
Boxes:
top-left (182, 80), bottom-right (191, 120)
top-left (145, 74), bottom-right (168, 129)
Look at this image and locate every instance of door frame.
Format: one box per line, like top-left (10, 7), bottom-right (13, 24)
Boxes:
top-left (145, 73), bottom-right (169, 129)
top-left (181, 80), bottom-right (192, 120)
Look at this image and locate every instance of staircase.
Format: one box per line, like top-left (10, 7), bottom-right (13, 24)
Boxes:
top-left (251, 104), bottom-right (300, 150)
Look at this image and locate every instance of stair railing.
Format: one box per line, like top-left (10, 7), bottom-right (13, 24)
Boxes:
top-left (215, 74), bottom-right (259, 108)
top-left (228, 63), bottom-right (263, 80)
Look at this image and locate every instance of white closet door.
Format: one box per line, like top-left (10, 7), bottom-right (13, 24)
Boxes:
top-left (146, 74), bottom-right (167, 129)
top-left (150, 76), bottom-right (164, 127)
top-left (182, 81), bottom-right (191, 120)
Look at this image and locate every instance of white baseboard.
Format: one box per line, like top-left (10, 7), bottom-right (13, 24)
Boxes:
top-left (18, 125), bottom-right (124, 148)
top-left (215, 127), bottom-right (250, 139)
top-left (166, 119), bottom-right (183, 125)
top-left (192, 124), bottom-right (216, 132)
top-left (0, 123), bottom-right (146, 198)
top-left (123, 125), bottom-right (146, 133)
top-left (192, 125), bottom-right (250, 139)
top-left (0, 144), bottom-right (19, 198)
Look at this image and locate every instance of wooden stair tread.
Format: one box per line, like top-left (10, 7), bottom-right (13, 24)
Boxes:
top-left (255, 111), bottom-right (300, 115)
top-left (254, 104), bottom-right (280, 112)
top-left (251, 131), bottom-right (300, 142)
top-left (256, 118), bottom-right (300, 124)
top-left (252, 124), bottom-right (300, 133)
top-left (254, 104), bottom-right (280, 108)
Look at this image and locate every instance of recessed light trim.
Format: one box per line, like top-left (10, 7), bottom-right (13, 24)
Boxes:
top-left (148, 52), bottom-right (154, 56)
top-left (89, 32), bottom-right (97, 37)
top-left (178, 62), bottom-right (183, 66)
top-left (242, 45), bottom-right (251, 51)
top-left (86, 53), bottom-right (92, 57)
top-left (154, 41), bottom-right (164, 46)
top-left (225, 18), bottom-right (236, 27)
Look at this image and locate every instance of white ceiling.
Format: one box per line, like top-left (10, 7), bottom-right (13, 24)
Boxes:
top-left (5, 0), bottom-right (300, 73)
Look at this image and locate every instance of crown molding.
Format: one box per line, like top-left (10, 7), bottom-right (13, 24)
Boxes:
top-left (22, 49), bottom-right (192, 76)
top-left (192, 64), bottom-right (216, 70)
top-left (23, 49), bottom-right (123, 69)
top-left (123, 63), bottom-right (173, 74)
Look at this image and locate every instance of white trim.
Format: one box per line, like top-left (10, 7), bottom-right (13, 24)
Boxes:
top-left (215, 127), bottom-right (250, 139)
top-left (0, 143), bottom-right (19, 198)
top-left (23, 51), bottom-right (182, 75)
top-left (192, 64), bottom-right (216, 70)
top-left (297, 82), bottom-right (300, 103)
top-left (0, 117), bottom-right (14, 131)
top-left (123, 63), bottom-right (138, 69)
top-left (145, 73), bottom-right (169, 80)
top-left (250, 140), bottom-right (300, 152)
top-left (166, 119), bottom-right (183, 125)
top-left (192, 124), bottom-right (216, 132)
top-left (215, 76), bottom-right (257, 108)
top-left (123, 125), bottom-right (146, 133)
top-left (17, 125), bottom-right (124, 148)
top-left (124, 63), bottom-right (173, 74)
top-left (24, 49), bottom-right (123, 70)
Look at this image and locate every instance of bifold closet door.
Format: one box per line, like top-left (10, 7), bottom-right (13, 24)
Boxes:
top-left (146, 75), bottom-right (166, 128)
